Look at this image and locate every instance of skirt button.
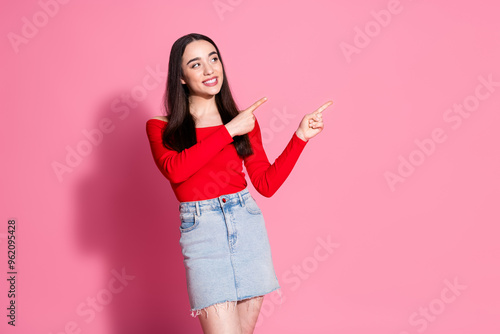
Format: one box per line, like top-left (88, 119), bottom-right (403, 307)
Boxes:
top-left (222, 198), bottom-right (226, 203)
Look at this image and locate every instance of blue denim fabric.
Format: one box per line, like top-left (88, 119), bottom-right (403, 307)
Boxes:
top-left (178, 187), bottom-right (282, 317)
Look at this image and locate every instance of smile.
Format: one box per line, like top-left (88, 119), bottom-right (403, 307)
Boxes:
top-left (202, 77), bottom-right (218, 86)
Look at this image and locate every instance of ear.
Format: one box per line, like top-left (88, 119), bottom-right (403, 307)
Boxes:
top-left (180, 76), bottom-right (186, 85)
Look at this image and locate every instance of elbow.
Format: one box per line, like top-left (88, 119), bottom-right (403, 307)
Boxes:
top-left (160, 162), bottom-right (188, 183)
top-left (257, 188), bottom-right (276, 198)
top-left (252, 180), bottom-right (279, 198)
top-left (167, 172), bottom-right (188, 184)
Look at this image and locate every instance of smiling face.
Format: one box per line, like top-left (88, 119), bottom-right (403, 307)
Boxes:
top-left (180, 39), bottom-right (224, 98)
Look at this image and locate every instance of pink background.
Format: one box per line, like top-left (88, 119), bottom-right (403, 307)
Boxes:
top-left (1, 0), bottom-right (499, 333)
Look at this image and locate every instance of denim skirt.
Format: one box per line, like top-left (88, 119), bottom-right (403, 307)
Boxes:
top-left (178, 187), bottom-right (282, 318)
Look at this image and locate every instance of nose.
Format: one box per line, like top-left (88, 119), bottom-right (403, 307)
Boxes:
top-left (204, 62), bottom-right (214, 76)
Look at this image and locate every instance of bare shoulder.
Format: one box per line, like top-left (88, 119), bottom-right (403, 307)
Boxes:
top-left (149, 116), bottom-right (169, 122)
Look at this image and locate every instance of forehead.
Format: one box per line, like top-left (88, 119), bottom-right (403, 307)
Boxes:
top-left (182, 40), bottom-right (217, 60)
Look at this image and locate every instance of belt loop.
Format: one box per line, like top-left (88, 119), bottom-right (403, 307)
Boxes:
top-left (238, 191), bottom-right (244, 207)
top-left (195, 201), bottom-right (200, 216)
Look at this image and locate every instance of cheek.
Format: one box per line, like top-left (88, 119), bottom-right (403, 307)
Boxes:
top-left (216, 66), bottom-right (224, 81)
top-left (185, 72), bottom-right (200, 85)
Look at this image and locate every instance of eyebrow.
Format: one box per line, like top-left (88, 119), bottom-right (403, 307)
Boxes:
top-left (186, 51), bottom-right (218, 66)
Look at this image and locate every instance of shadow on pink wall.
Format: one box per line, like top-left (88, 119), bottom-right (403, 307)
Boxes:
top-left (72, 95), bottom-right (199, 333)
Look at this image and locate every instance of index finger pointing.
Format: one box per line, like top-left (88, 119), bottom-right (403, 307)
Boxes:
top-left (246, 97), bottom-right (268, 113)
top-left (315, 100), bottom-right (333, 113)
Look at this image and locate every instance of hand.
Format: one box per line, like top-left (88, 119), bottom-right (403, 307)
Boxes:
top-left (225, 97), bottom-right (268, 137)
top-left (295, 101), bottom-right (333, 142)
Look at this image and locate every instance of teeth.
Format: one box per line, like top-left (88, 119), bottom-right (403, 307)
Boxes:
top-left (204, 78), bottom-right (216, 84)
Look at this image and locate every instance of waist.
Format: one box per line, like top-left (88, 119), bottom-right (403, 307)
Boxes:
top-left (178, 187), bottom-right (251, 213)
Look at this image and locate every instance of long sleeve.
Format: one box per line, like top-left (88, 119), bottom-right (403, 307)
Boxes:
top-left (145, 119), bottom-right (234, 183)
top-left (244, 118), bottom-right (308, 197)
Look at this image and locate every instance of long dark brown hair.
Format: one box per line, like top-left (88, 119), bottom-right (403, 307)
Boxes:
top-left (161, 33), bottom-right (253, 159)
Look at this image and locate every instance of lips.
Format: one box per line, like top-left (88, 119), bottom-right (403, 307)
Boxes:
top-left (202, 77), bottom-right (218, 86)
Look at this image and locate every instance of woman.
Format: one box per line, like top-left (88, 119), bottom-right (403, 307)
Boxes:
top-left (146, 33), bottom-right (332, 333)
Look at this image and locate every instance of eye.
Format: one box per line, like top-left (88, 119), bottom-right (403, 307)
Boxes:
top-left (211, 57), bottom-right (219, 62)
top-left (191, 63), bottom-right (200, 69)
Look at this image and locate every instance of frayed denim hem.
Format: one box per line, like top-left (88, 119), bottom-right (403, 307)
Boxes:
top-left (189, 287), bottom-right (282, 319)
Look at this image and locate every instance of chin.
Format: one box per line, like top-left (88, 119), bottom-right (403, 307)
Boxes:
top-left (204, 86), bottom-right (222, 96)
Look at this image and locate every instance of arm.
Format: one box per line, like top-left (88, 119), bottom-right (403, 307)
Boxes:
top-left (145, 119), bottom-right (234, 183)
top-left (244, 118), bottom-right (308, 197)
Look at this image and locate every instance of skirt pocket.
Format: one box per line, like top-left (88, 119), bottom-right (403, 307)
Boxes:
top-left (179, 212), bottom-right (200, 233)
top-left (245, 195), bottom-right (262, 215)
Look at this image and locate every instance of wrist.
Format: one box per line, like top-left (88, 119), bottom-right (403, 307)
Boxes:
top-left (225, 124), bottom-right (235, 137)
top-left (295, 129), bottom-right (308, 142)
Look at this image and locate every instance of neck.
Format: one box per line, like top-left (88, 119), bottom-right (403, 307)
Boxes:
top-left (188, 94), bottom-right (219, 119)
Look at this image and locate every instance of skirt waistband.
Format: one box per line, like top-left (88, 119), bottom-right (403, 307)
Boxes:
top-left (178, 187), bottom-right (252, 215)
